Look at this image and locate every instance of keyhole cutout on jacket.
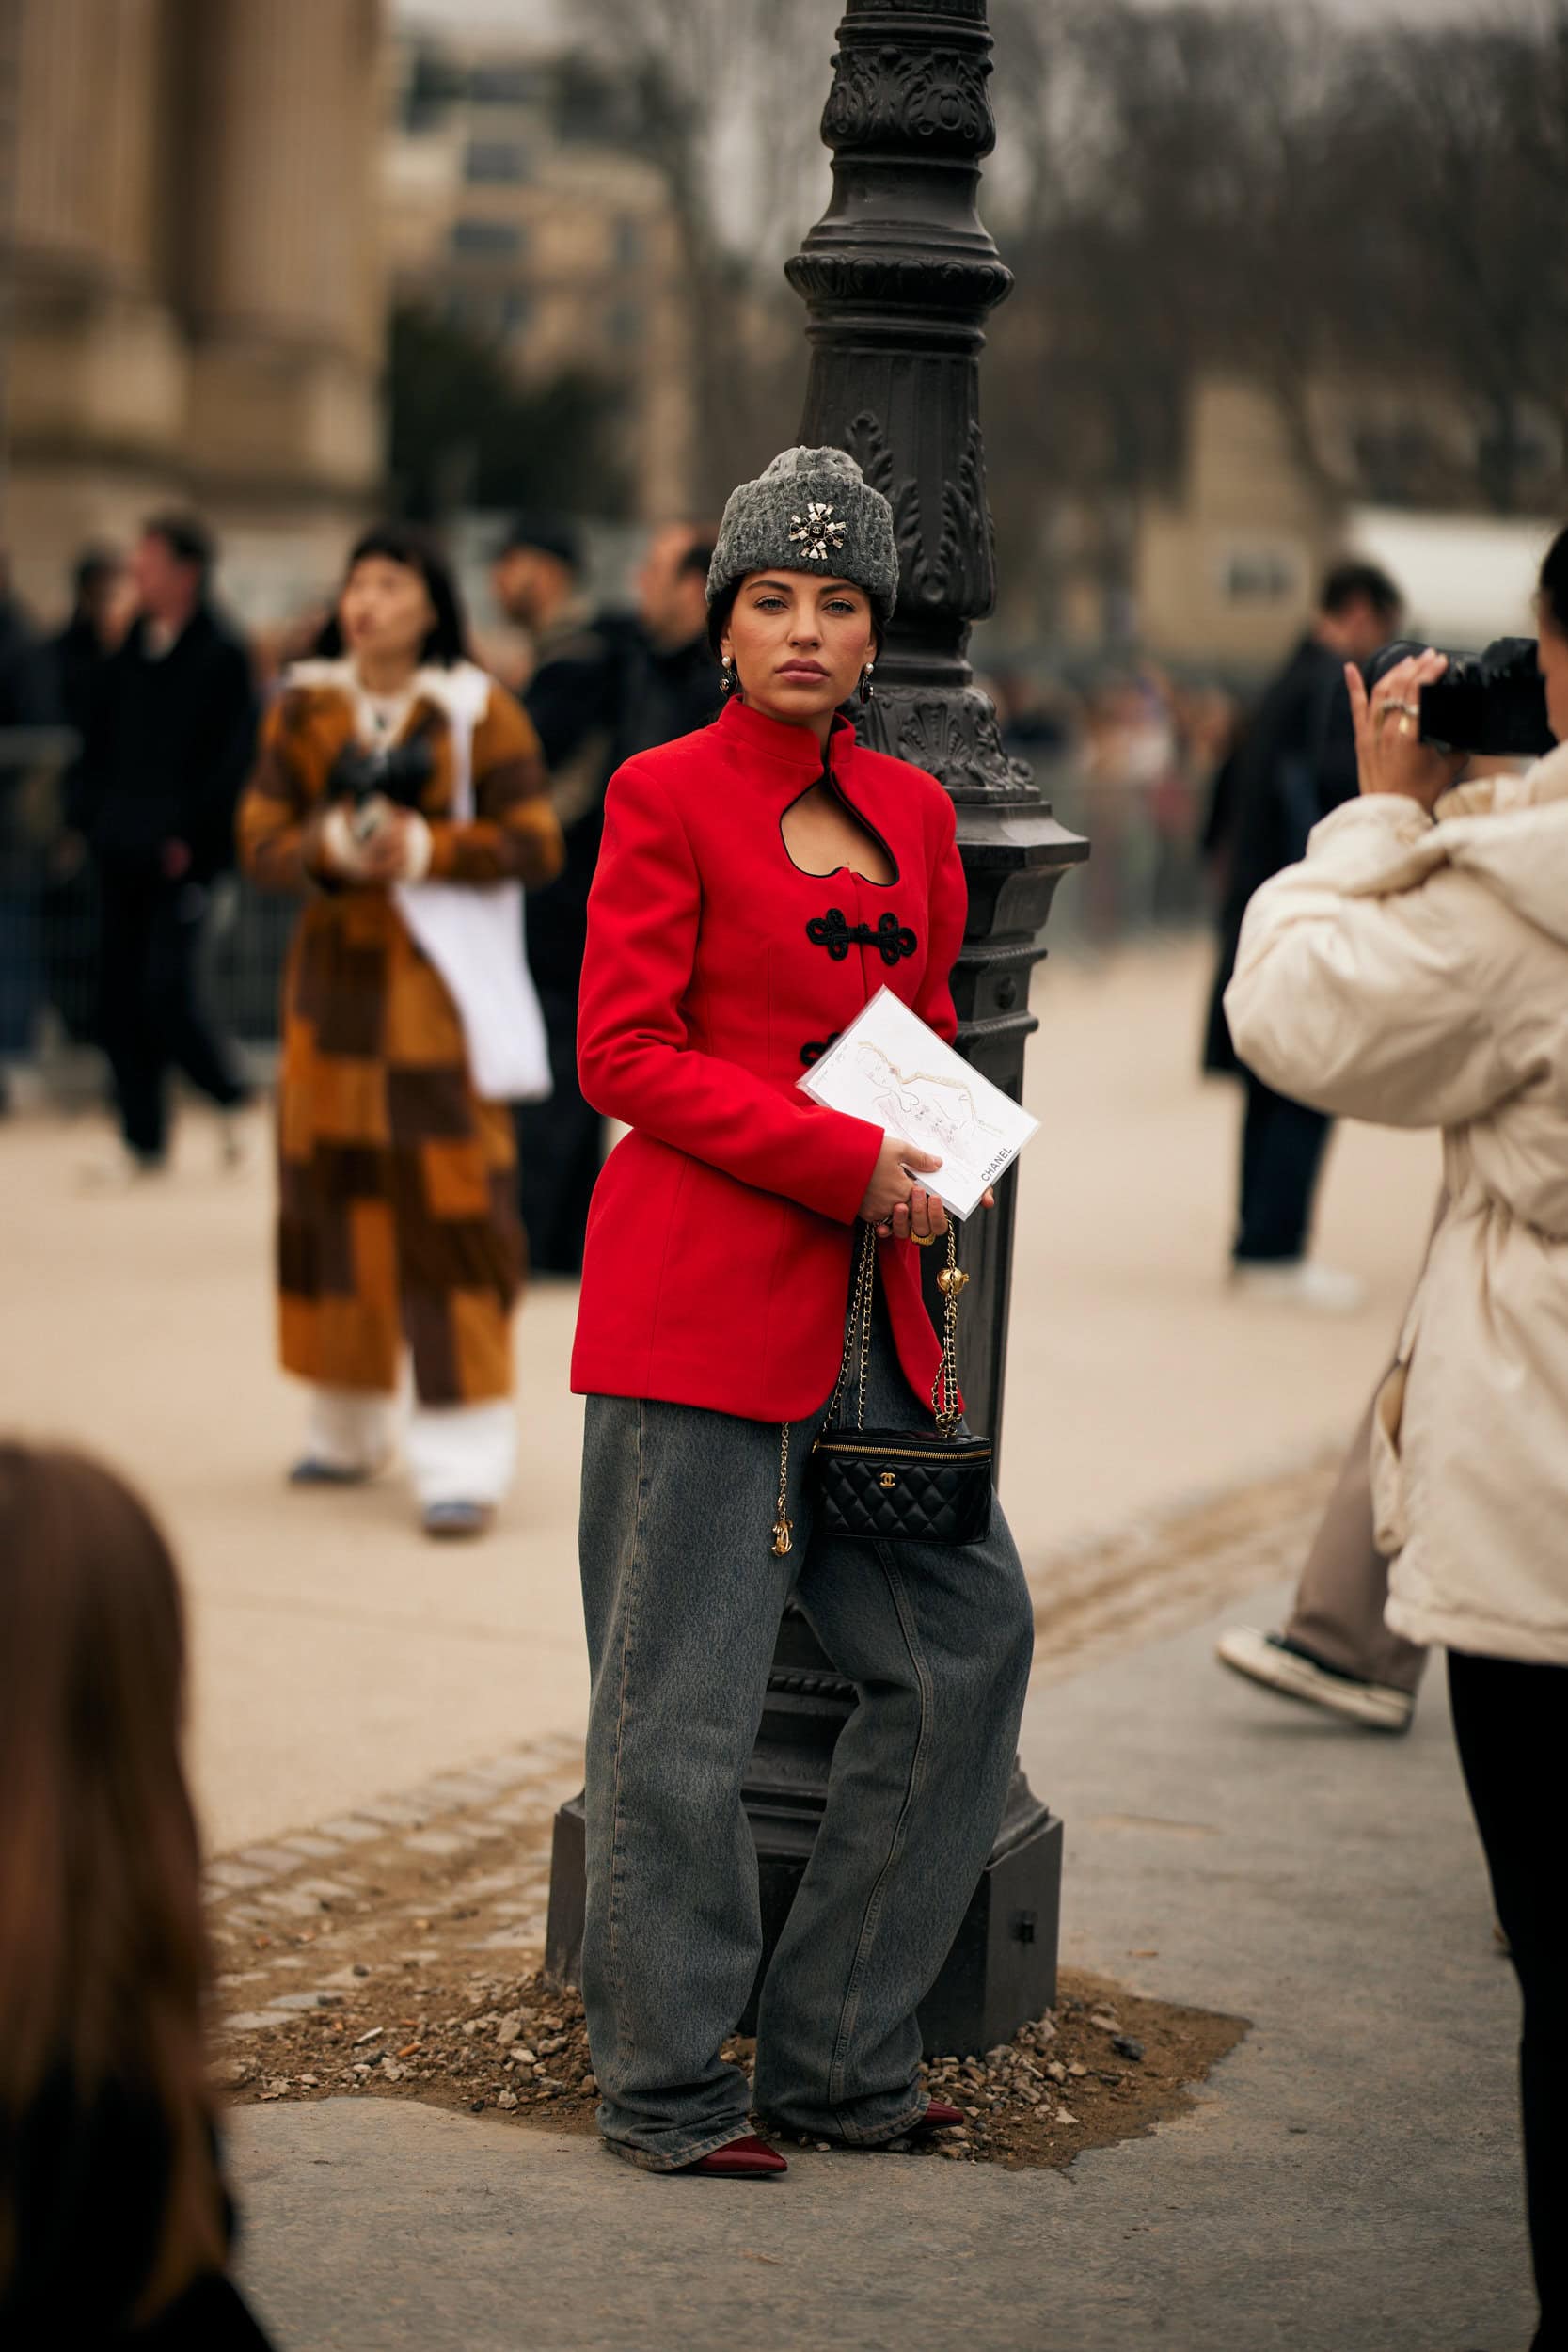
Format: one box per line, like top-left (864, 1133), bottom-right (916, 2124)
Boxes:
top-left (781, 781), bottom-right (896, 885)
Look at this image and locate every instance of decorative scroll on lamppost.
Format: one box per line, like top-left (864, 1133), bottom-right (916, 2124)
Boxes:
top-left (548, 0), bottom-right (1086, 2051)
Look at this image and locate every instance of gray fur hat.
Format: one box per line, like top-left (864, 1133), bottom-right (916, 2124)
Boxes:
top-left (706, 446), bottom-right (899, 619)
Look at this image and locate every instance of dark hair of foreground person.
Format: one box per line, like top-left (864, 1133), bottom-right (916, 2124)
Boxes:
top-left (0, 1443), bottom-right (273, 2347)
top-left (1539, 519), bottom-right (1568, 636)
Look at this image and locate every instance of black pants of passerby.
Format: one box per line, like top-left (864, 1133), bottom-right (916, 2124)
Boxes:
top-left (1233, 1069), bottom-right (1331, 1263)
top-left (97, 872), bottom-right (245, 1163)
top-left (1448, 1649), bottom-right (1568, 2352)
top-left (514, 953), bottom-right (604, 1277)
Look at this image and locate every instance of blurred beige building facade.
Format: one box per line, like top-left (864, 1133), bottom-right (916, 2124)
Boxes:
top-left (1135, 381), bottom-right (1335, 672)
top-left (4, 0), bottom-right (386, 624)
top-left (1135, 373), bottom-right (1564, 674)
top-left (384, 36), bottom-right (693, 521)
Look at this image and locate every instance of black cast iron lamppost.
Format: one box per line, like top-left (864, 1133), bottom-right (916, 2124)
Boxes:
top-left (548, 0), bottom-right (1087, 2051)
top-left (789, 0), bottom-right (1086, 1449)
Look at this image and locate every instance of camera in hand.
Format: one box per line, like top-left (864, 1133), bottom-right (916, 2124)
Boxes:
top-left (1366, 637), bottom-right (1553, 758)
top-left (328, 736), bottom-right (436, 813)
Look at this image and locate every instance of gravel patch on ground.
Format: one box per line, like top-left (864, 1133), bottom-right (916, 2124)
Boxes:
top-left (218, 1951), bottom-right (1243, 2174)
top-left (204, 1466), bottom-right (1310, 2169)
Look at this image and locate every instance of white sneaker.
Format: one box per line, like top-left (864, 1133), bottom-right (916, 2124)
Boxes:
top-left (1216, 1627), bottom-right (1414, 1732)
top-left (78, 1143), bottom-right (166, 1193)
top-left (1229, 1261), bottom-right (1366, 1313)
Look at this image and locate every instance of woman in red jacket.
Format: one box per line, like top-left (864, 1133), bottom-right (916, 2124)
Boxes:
top-left (573, 448), bottom-right (1035, 2177)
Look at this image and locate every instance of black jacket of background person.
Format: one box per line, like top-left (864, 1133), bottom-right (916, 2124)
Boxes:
top-left (1, 2068), bottom-right (275, 2349)
top-left (49, 612), bottom-right (115, 742)
top-left (1202, 635), bottom-right (1358, 1075)
top-left (0, 596), bottom-right (54, 851)
top-left (69, 607), bottom-right (258, 884)
top-left (522, 612), bottom-right (718, 962)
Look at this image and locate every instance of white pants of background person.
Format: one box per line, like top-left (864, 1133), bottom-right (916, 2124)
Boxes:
top-left (304, 1384), bottom-right (517, 1509)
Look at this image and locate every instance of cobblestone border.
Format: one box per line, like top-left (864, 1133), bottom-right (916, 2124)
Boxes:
top-left (206, 1730), bottom-right (586, 1907)
top-left (206, 1733), bottom-right (586, 2039)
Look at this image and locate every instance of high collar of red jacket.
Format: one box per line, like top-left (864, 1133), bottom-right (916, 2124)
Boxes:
top-left (712, 693), bottom-right (857, 786)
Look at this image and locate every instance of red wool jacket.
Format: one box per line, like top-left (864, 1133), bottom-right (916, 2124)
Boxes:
top-left (570, 695), bottom-right (968, 1421)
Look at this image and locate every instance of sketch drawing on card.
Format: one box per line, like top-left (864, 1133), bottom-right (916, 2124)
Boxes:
top-left (857, 1041), bottom-right (1006, 1161)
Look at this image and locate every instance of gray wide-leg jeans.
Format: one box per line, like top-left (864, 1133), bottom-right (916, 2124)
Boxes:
top-left (578, 1310), bottom-right (1036, 2171)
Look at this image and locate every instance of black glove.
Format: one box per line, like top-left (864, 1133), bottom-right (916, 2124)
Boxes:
top-left (326, 735), bottom-right (436, 813)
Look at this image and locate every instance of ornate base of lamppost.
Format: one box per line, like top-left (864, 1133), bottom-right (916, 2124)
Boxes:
top-left (545, 1606), bottom-right (1063, 2053)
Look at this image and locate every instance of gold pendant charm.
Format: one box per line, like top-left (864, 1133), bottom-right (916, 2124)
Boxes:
top-left (937, 1265), bottom-right (970, 1297)
top-left (770, 1516), bottom-right (793, 1558)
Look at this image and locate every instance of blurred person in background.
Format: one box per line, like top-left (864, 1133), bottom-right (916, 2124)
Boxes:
top-left (1226, 535), bottom-right (1568, 2352)
top-left (31, 549), bottom-right (132, 1064)
top-left (0, 549), bottom-right (49, 739)
top-left (992, 667), bottom-right (1074, 762)
top-left (68, 515), bottom-right (258, 1185)
top-left (1078, 669), bottom-right (1180, 942)
top-left (0, 553), bottom-right (55, 1113)
top-left (489, 511), bottom-right (585, 668)
top-left (0, 1442), bottom-right (274, 2347)
top-left (238, 525), bottom-right (562, 1540)
top-left (497, 516), bottom-right (718, 1275)
top-left (46, 546), bottom-right (130, 744)
top-left (1203, 561), bottom-right (1403, 1309)
top-left (626, 521), bottom-right (720, 751)
top-left (492, 514), bottom-right (609, 1274)
top-left (1164, 683), bottom-right (1242, 929)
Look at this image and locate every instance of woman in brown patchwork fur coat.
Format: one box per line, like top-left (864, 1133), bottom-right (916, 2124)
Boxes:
top-left (238, 526), bottom-right (563, 1537)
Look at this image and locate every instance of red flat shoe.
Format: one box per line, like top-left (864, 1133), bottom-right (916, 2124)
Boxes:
top-left (685, 2133), bottom-right (788, 2177)
top-left (913, 2099), bottom-right (964, 2133)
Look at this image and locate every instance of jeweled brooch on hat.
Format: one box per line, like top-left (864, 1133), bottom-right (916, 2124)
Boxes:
top-left (789, 502), bottom-right (848, 562)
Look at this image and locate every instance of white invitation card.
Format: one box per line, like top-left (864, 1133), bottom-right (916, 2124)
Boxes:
top-left (798, 986), bottom-right (1038, 1218)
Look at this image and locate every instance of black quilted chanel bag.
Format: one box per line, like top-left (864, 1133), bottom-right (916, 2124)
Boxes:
top-left (769, 1218), bottom-right (993, 1555)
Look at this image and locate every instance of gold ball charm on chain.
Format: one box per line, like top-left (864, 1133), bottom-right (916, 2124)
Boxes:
top-left (937, 1265), bottom-right (970, 1297)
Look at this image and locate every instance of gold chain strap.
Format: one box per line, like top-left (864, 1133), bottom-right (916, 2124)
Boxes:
top-left (776, 1220), bottom-right (877, 1555)
top-left (931, 1223), bottom-right (968, 1436)
top-left (825, 1219), bottom-right (878, 1431)
top-left (771, 1415), bottom-right (793, 1557)
top-left (852, 1220), bottom-right (875, 1432)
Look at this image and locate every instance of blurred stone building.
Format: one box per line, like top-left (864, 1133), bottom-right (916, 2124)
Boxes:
top-left (1135, 375), bottom-right (1563, 675)
top-left (383, 32), bottom-right (693, 522)
top-left (2, 0), bottom-right (386, 624)
top-left (1132, 381), bottom-right (1332, 673)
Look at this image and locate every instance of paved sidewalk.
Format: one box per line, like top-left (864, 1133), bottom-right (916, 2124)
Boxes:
top-left (0, 939), bottom-right (1438, 1852)
top-left (232, 1582), bottom-right (1533, 2352)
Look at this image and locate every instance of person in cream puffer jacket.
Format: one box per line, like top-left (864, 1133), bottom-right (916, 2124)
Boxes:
top-left (1229, 742), bottom-right (1568, 1665)
top-left (1224, 562), bottom-right (1568, 2352)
